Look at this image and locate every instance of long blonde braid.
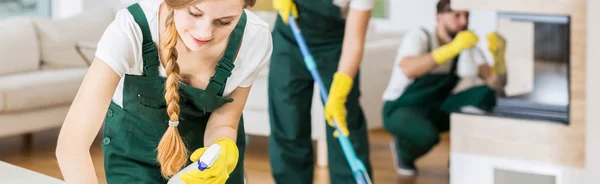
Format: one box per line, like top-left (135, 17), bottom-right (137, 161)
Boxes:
top-left (156, 8), bottom-right (187, 178)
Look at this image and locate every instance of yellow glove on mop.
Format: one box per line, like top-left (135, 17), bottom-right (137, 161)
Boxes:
top-left (272, 0), bottom-right (298, 24)
top-left (180, 138), bottom-right (239, 184)
top-left (487, 32), bottom-right (507, 75)
top-left (325, 72), bottom-right (353, 137)
top-left (431, 31), bottom-right (479, 64)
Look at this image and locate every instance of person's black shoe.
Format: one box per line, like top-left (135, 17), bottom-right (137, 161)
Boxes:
top-left (389, 140), bottom-right (418, 176)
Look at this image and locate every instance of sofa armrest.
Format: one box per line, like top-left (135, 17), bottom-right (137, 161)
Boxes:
top-left (75, 41), bottom-right (98, 65)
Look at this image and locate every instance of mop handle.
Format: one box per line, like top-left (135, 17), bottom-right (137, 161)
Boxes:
top-left (288, 15), bottom-right (370, 184)
top-left (288, 20), bottom-right (328, 102)
top-left (288, 16), bottom-right (347, 141)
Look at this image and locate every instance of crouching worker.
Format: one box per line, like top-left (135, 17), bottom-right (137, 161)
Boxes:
top-left (380, 0), bottom-right (507, 176)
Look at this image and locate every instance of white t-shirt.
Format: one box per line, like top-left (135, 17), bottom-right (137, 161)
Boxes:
top-left (95, 0), bottom-right (273, 107)
top-left (347, 0), bottom-right (375, 10)
top-left (381, 27), bottom-right (487, 101)
top-left (333, 0), bottom-right (375, 17)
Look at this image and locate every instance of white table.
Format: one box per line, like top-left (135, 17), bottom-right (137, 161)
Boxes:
top-left (0, 161), bottom-right (65, 184)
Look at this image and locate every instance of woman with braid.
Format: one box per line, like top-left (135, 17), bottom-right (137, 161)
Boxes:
top-left (55, 0), bottom-right (272, 183)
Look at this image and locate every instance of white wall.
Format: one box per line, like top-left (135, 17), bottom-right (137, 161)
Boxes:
top-left (372, 0), bottom-right (496, 32)
top-left (52, 0), bottom-right (83, 19)
top-left (52, 0), bottom-right (122, 19)
top-left (84, 0), bottom-right (122, 10)
top-left (371, 0), bottom-right (438, 32)
top-left (586, 0), bottom-right (600, 183)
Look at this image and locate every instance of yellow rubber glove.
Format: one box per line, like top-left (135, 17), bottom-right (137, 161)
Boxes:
top-left (431, 31), bottom-right (479, 64)
top-left (272, 0), bottom-right (298, 24)
top-left (324, 72), bottom-right (352, 137)
top-left (180, 138), bottom-right (239, 184)
top-left (487, 32), bottom-right (506, 75)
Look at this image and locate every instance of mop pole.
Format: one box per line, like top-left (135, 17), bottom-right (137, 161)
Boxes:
top-left (287, 15), bottom-right (372, 184)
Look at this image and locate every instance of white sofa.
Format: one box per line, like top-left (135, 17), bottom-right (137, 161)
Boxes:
top-left (242, 12), bottom-right (403, 166)
top-left (0, 8), bottom-right (116, 138)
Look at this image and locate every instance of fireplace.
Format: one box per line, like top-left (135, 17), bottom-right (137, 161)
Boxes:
top-left (490, 13), bottom-right (570, 124)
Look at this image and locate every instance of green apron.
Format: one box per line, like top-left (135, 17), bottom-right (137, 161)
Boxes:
top-left (382, 28), bottom-right (496, 165)
top-left (268, 1), bottom-right (372, 184)
top-left (101, 4), bottom-right (247, 184)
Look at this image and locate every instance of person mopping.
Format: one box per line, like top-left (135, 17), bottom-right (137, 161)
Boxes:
top-left (268, 0), bottom-right (374, 183)
top-left (55, 0), bottom-right (272, 183)
top-left (381, 0), bottom-right (507, 176)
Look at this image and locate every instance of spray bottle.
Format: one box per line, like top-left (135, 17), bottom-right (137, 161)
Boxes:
top-left (167, 144), bottom-right (221, 184)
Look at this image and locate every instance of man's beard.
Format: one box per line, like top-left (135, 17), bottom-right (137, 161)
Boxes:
top-left (445, 24), bottom-right (459, 39)
top-left (444, 23), bottom-right (469, 39)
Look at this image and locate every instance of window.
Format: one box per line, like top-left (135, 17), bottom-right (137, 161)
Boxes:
top-left (0, 0), bottom-right (52, 19)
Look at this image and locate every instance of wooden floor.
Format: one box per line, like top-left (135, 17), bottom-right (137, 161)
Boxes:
top-left (0, 128), bottom-right (449, 184)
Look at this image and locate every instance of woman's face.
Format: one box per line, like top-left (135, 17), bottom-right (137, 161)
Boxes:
top-left (174, 0), bottom-right (244, 52)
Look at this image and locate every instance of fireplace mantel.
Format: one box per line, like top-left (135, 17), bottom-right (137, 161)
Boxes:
top-left (452, 0), bottom-right (582, 15)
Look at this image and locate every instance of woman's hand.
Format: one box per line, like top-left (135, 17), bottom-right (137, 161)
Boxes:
top-left (180, 138), bottom-right (239, 184)
top-left (324, 73), bottom-right (353, 137)
top-left (272, 0), bottom-right (298, 24)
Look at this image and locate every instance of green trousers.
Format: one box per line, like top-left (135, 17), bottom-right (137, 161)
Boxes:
top-left (383, 85), bottom-right (496, 163)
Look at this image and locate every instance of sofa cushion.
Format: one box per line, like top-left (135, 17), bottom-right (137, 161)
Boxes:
top-left (0, 18), bottom-right (40, 76)
top-left (0, 68), bottom-right (87, 112)
top-left (35, 7), bottom-right (115, 69)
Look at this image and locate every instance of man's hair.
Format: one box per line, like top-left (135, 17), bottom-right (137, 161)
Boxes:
top-left (437, 0), bottom-right (451, 14)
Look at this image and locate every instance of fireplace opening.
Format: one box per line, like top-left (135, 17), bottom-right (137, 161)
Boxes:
top-left (491, 13), bottom-right (570, 124)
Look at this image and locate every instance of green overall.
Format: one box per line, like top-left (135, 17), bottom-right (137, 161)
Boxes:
top-left (268, 1), bottom-right (372, 183)
top-left (382, 28), bottom-right (496, 165)
top-left (101, 4), bottom-right (247, 184)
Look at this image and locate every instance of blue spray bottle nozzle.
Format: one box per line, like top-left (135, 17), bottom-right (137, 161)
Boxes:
top-left (196, 144), bottom-right (221, 171)
top-left (198, 162), bottom-right (209, 171)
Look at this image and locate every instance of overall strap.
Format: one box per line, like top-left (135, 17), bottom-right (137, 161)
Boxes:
top-left (420, 27), bottom-right (459, 74)
top-left (205, 11), bottom-right (247, 96)
top-left (449, 54), bottom-right (460, 74)
top-left (420, 27), bottom-right (432, 53)
top-left (127, 3), bottom-right (160, 77)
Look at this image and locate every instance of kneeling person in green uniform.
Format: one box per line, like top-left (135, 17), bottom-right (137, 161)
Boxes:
top-left (55, 0), bottom-right (272, 183)
top-left (381, 0), bottom-right (506, 175)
